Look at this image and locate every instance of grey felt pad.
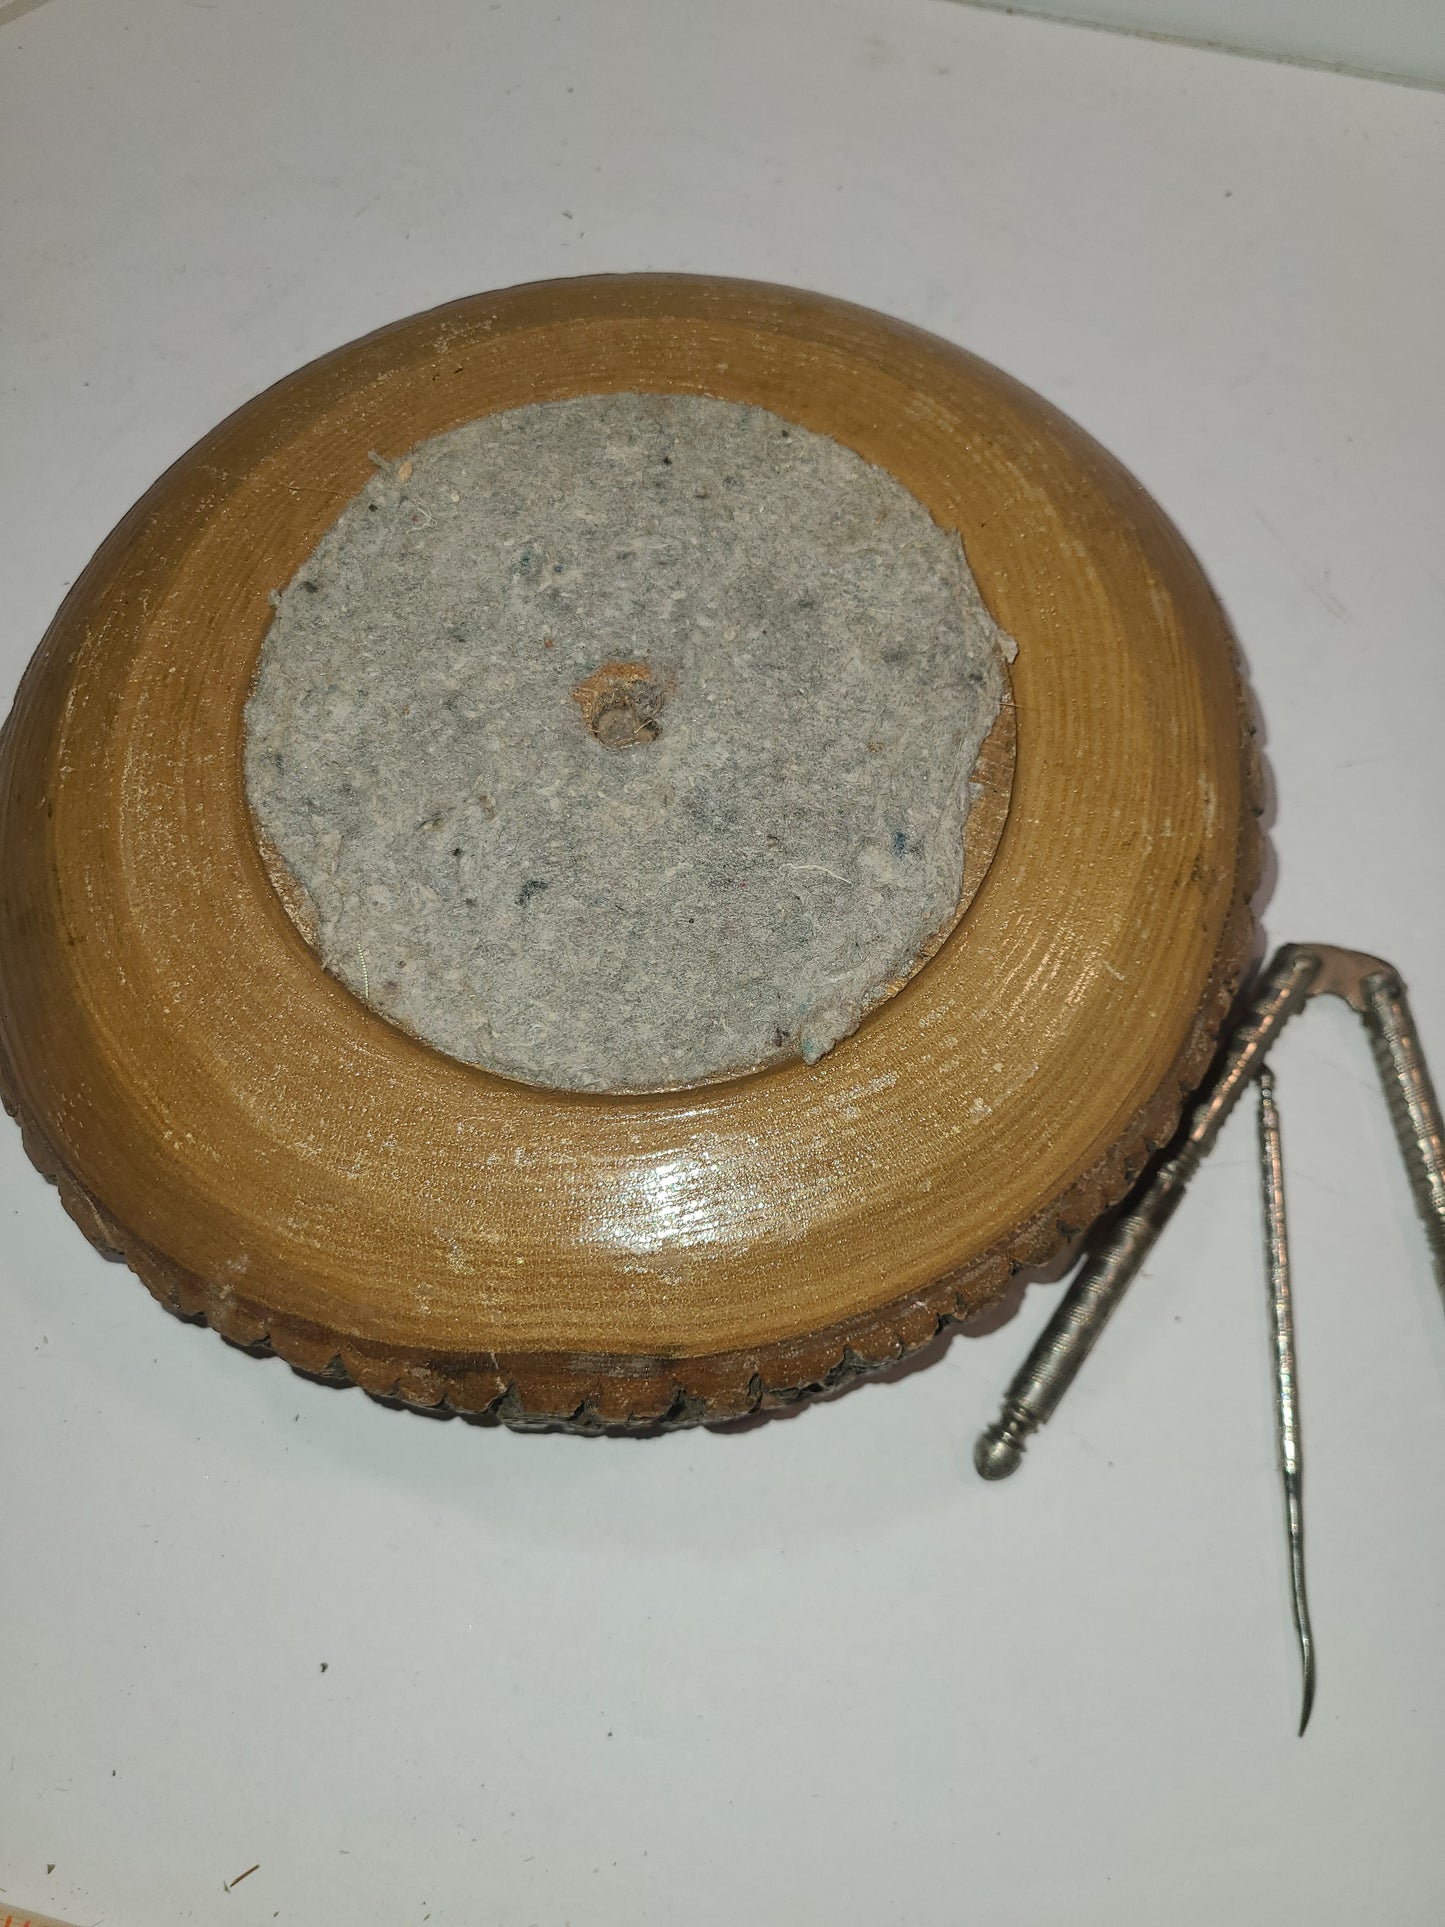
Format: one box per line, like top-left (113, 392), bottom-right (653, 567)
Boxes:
top-left (244, 392), bottom-right (1012, 1091)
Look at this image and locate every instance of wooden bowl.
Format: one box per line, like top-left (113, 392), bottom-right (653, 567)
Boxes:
top-left (0, 275), bottom-right (1259, 1429)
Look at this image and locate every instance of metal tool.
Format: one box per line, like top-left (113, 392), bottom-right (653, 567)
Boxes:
top-left (976, 943), bottom-right (1445, 1479)
top-left (974, 944), bottom-right (1445, 1726)
top-left (1257, 1065), bottom-right (1314, 1735)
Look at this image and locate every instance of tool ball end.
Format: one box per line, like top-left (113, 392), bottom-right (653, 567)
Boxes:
top-left (974, 1421), bottom-right (1026, 1480)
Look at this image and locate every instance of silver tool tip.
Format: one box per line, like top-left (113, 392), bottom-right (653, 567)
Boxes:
top-left (974, 1419), bottom-right (1027, 1480)
top-left (1298, 1642), bottom-right (1316, 1736)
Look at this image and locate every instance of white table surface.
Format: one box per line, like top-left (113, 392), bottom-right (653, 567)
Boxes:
top-left (2, 3), bottom-right (1444, 1922)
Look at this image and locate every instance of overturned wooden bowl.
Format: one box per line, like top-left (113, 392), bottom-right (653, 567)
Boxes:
top-left (0, 275), bottom-right (1258, 1429)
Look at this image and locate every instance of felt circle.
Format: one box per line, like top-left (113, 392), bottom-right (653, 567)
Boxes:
top-left (242, 390), bottom-right (1018, 1092)
top-left (0, 275), bottom-right (1258, 1429)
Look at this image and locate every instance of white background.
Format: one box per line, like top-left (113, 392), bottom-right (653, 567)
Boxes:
top-left (2, 3), bottom-right (1444, 1922)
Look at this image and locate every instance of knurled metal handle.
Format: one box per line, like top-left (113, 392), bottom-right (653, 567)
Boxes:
top-left (1359, 966), bottom-right (1445, 1306)
top-left (974, 945), bottom-right (1322, 1479)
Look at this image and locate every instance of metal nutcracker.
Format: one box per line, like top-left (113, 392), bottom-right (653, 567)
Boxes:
top-left (974, 943), bottom-right (1445, 1731)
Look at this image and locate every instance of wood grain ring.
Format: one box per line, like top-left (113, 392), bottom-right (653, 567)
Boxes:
top-left (0, 275), bottom-right (1260, 1430)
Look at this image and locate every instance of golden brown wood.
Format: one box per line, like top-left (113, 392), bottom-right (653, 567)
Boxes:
top-left (0, 275), bottom-right (1259, 1429)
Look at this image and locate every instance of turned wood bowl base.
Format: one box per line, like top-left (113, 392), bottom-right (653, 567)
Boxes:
top-left (0, 275), bottom-right (1259, 1431)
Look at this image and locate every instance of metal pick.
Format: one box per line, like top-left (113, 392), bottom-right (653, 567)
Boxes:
top-left (1256, 1065), bottom-right (1315, 1736)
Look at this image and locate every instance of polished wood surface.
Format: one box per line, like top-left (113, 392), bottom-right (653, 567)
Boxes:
top-left (0, 275), bottom-right (1259, 1427)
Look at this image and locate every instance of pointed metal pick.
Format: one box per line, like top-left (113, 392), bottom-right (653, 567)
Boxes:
top-left (1257, 1066), bottom-right (1315, 1735)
